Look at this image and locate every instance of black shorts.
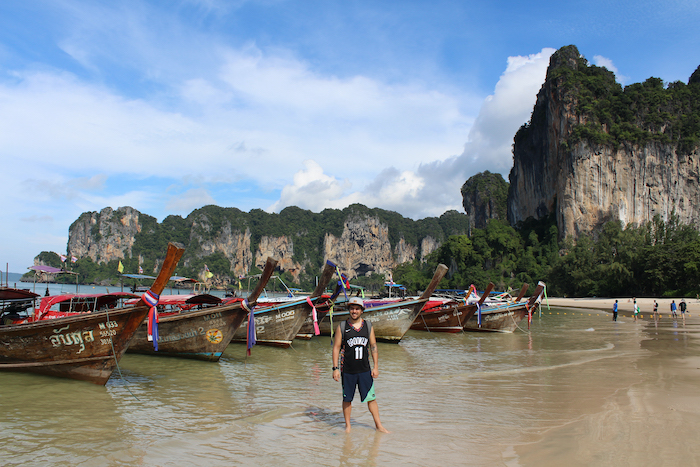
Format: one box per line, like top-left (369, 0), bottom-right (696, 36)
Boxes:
top-left (341, 371), bottom-right (375, 403)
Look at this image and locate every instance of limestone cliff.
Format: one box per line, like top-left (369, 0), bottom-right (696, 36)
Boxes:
top-left (254, 236), bottom-right (303, 282)
top-left (189, 212), bottom-right (253, 277)
top-left (461, 171), bottom-right (508, 235)
top-left (65, 204), bottom-right (468, 285)
top-left (67, 207), bottom-right (143, 262)
top-left (323, 215), bottom-right (395, 279)
top-left (508, 45), bottom-right (700, 238)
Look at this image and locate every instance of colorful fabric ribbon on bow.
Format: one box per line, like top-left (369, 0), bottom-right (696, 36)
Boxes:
top-left (242, 299), bottom-right (255, 356)
top-left (306, 296), bottom-right (320, 336)
top-left (143, 289), bottom-right (160, 351)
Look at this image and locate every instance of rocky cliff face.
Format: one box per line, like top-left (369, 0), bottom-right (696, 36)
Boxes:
top-left (508, 45), bottom-right (700, 238)
top-left (66, 205), bottom-right (454, 284)
top-left (323, 215), bottom-right (396, 279)
top-left (461, 171), bottom-right (509, 234)
top-left (189, 214), bottom-right (253, 277)
top-left (68, 207), bottom-right (142, 262)
top-left (254, 235), bottom-right (303, 281)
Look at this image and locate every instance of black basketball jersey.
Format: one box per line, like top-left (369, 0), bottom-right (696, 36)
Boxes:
top-left (341, 319), bottom-right (371, 374)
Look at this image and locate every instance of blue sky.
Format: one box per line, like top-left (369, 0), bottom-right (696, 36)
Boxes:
top-left (1, 0), bottom-right (699, 271)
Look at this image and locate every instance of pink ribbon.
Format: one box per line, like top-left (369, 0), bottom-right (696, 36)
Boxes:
top-left (306, 297), bottom-right (320, 335)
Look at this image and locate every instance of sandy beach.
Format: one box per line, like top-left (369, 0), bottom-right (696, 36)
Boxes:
top-left (545, 296), bottom-right (697, 316)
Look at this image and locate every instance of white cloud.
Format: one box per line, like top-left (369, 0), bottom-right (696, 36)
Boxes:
top-left (593, 55), bottom-right (629, 85)
top-left (165, 188), bottom-right (217, 214)
top-left (268, 160), bottom-right (353, 212)
top-left (269, 48), bottom-right (556, 219)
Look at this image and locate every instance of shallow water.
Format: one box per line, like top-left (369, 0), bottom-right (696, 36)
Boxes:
top-left (2, 307), bottom-right (699, 466)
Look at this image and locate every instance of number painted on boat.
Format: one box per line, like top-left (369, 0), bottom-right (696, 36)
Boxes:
top-left (277, 310), bottom-right (296, 319)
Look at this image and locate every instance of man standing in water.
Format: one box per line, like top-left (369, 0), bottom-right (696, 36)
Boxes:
top-left (671, 300), bottom-right (678, 318)
top-left (332, 297), bottom-right (389, 433)
top-left (612, 300), bottom-right (618, 322)
top-left (653, 300), bottom-right (659, 322)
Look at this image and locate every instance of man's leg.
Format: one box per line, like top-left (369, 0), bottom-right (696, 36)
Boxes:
top-left (367, 400), bottom-right (389, 433)
top-left (342, 401), bottom-right (352, 433)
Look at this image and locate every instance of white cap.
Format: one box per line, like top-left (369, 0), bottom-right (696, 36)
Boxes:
top-left (348, 297), bottom-right (365, 310)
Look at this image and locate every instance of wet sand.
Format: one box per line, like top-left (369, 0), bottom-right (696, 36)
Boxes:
top-left (546, 296), bottom-right (696, 316)
top-left (515, 300), bottom-right (700, 465)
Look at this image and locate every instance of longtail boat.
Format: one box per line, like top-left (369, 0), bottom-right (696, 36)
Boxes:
top-left (411, 283), bottom-right (495, 332)
top-left (0, 242), bottom-right (185, 384)
top-left (126, 257), bottom-right (278, 361)
top-left (320, 263), bottom-right (448, 343)
top-left (463, 281), bottom-right (546, 333)
top-left (231, 261), bottom-right (337, 348)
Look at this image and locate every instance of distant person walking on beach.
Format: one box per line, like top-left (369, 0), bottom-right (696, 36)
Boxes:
top-left (653, 300), bottom-right (659, 321)
top-left (671, 300), bottom-right (678, 318)
top-left (332, 297), bottom-right (389, 433)
top-left (680, 299), bottom-right (687, 324)
top-left (633, 297), bottom-right (639, 322)
top-left (612, 300), bottom-right (618, 321)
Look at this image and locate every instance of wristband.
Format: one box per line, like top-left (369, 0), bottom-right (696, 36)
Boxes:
top-left (332, 366), bottom-right (339, 371)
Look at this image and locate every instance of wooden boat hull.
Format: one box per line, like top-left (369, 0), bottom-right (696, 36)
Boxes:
top-left (319, 299), bottom-right (426, 343)
top-left (0, 305), bottom-right (149, 384)
top-left (128, 304), bottom-right (247, 361)
top-left (232, 261), bottom-right (338, 348)
top-left (463, 282), bottom-right (545, 333)
top-left (463, 304), bottom-right (532, 332)
top-left (231, 298), bottom-right (325, 347)
top-left (411, 304), bottom-right (477, 332)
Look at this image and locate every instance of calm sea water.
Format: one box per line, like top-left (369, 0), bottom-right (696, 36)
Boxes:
top-left (2, 306), bottom-right (699, 466)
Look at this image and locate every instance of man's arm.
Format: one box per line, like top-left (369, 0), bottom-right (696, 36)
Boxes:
top-left (332, 325), bottom-right (342, 381)
top-left (369, 327), bottom-right (379, 378)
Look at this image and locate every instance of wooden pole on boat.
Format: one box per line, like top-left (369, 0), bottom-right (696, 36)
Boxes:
top-left (478, 283), bottom-right (495, 305)
top-left (514, 283), bottom-right (529, 302)
top-left (134, 242), bottom-right (185, 306)
top-left (311, 261), bottom-right (337, 298)
top-left (418, 264), bottom-right (448, 300)
top-left (246, 257), bottom-right (279, 305)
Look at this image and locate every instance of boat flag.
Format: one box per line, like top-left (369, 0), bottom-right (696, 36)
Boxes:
top-left (71, 256), bottom-right (78, 263)
top-left (477, 302), bottom-right (482, 328)
top-left (117, 261), bottom-right (124, 273)
top-left (143, 289), bottom-right (160, 351)
top-left (138, 265), bottom-right (143, 274)
top-left (306, 296), bottom-right (321, 335)
top-left (243, 299), bottom-right (256, 356)
top-left (60, 254), bottom-right (67, 263)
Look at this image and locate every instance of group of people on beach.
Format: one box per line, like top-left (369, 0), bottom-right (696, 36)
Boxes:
top-left (613, 298), bottom-right (688, 323)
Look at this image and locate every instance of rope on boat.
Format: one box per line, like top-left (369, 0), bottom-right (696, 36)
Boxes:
top-left (419, 313), bottom-right (431, 333)
top-left (105, 309), bottom-right (139, 401)
top-left (511, 313), bottom-right (529, 334)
